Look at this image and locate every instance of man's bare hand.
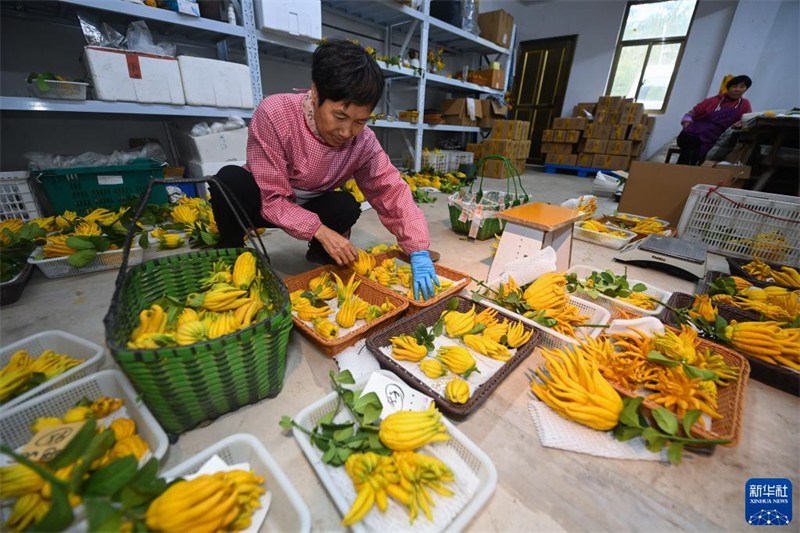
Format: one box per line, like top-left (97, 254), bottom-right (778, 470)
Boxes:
top-left (314, 225), bottom-right (358, 266)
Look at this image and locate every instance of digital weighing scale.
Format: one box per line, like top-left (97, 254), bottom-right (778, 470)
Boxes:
top-left (614, 234), bottom-right (708, 280)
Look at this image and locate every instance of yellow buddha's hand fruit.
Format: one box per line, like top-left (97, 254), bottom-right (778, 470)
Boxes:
top-left (445, 378), bottom-right (470, 404)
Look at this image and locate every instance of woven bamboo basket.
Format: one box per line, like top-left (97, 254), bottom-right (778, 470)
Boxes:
top-left (727, 257), bottom-right (800, 290)
top-left (283, 265), bottom-right (407, 357)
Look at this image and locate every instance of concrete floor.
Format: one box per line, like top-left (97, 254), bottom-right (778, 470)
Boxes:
top-left (1, 167), bottom-right (795, 532)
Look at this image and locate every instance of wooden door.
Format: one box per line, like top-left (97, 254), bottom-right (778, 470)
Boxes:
top-left (511, 36), bottom-right (577, 164)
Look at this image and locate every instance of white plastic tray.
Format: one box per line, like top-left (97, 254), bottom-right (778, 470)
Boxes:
top-left (613, 213), bottom-right (670, 227)
top-left (162, 433), bottom-right (311, 533)
top-left (573, 221), bottom-right (636, 250)
top-left (566, 264), bottom-right (672, 318)
top-left (292, 370), bottom-right (497, 533)
top-left (28, 246), bottom-right (143, 278)
top-left (0, 330), bottom-right (105, 411)
top-left (0, 369), bottom-right (168, 462)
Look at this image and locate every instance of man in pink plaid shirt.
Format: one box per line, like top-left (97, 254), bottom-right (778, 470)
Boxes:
top-left (210, 40), bottom-right (440, 300)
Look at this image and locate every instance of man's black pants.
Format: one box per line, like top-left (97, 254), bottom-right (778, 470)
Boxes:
top-left (676, 132), bottom-right (703, 165)
top-left (208, 165), bottom-right (361, 260)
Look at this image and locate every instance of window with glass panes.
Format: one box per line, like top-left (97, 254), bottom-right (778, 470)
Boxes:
top-left (607, 0), bottom-right (698, 112)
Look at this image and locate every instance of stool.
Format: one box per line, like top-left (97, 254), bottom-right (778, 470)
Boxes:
top-left (665, 145), bottom-right (681, 163)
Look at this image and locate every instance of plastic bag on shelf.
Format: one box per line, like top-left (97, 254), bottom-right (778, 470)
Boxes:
top-left (78, 11), bottom-right (125, 48)
top-left (25, 143), bottom-right (167, 170)
top-left (126, 20), bottom-right (176, 56)
top-left (461, 0), bottom-right (479, 35)
top-left (189, 116), bottom-right (247, 137)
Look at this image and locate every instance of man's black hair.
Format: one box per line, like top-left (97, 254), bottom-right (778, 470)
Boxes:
top-left (726, 75), bottom-right (752, 89)
top-left (312, 39), bottom-right (385, 109)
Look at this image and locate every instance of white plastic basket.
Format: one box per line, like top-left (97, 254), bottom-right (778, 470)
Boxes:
top-left (0, 369), bottom-right (168, 461)
top-left (28, 245), bottom-right (143, 278)
top-left (0, 330), bottom-right (105, 412)
top-left (443, 150), bottom-right (474, 173)
top-left (27, 80), bottom-right (89, 100)
top-left (677, 185), bottom-right (800, 264)
top-left (613, 212), bottom-right (670, 227)
top-left (572, 221), bottom-right (636, 250)
top-left (0, 171), bottom-right (40, 221)
top-left (292, 370), bottom-right (497, 533)
top-left (422, 150), bottom-right (449, 174)
top-left (566, 264), bottom-right (672, 318)
top-left (475, 294), bottom-right (610, 350)
top-left (162, 434), bottom-right (311, 533)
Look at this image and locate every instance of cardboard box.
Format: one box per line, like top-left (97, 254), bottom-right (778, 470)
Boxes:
top-left (540, 142), bottom-right (576, 155)
top-left (701, 161), bottom-right (752, 183)
top-left (482, 159), bottom-right (519, 179)
top-left (471, 69), bottom-right (505, 90)
top-left (631, 141), bottom-right (644, 158)
top-left (577, 153), bottom-right (594, 168)
top-left (517, 140), bottom-right (532, 159)
top-left (594, 109), bottom-right (612, 124)
top-left (541, 129), bottom-right (555, 142)
top-left (477, 99), bottom-right (508, 128)
top-left (627, 124), bottom-right (647, 141)
top-left (564, 130), bottom-right (582, 143)
top-left (442, 98), bottom-right (482, 126)
top-left (466, 143), bottom-right (482, 158)
top-left (618, 161), bottom-right (745, 225)
top-left (482, 139), bottom-right (518, 158)
top-left (592, 154), bottom-right (631, 170)
top-left (596, 96), bottom-right (625, 112)
top-left (610, 125), bottom-right (630, 140)
top-left (583, 139), bottom-right (609, 154)
top-left (607, 140), bottom-right (633, 156)
top-left (492, 119), bottom-right (529, 140)
top-left (623, 103), bottom-right (645, 125)
top-left (585, 124), bottom-right (612, 139)
top-left (552, 117), bottom-right (587, 130)
top-left (644, 115), bottom-right (656, 133)
top-left (572, 103), bottom-right (596, 118)
top-left (545, 153), bottom-right (578, 166)
top-left (478, 10), bottom-right (514, 48)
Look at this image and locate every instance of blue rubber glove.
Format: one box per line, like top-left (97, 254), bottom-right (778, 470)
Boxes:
top-left (410, 251), bottom-right (440, 301)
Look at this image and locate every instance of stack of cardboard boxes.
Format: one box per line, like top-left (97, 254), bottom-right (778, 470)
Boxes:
top-left (465, 119), bottom-right (532, 178)
top-left (541, 96), bottom-right (656, 171)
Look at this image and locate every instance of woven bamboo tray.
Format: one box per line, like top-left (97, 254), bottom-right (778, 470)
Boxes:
top-left (660, 292), bottom-right (798, 397)
top-left (606, 325), bottom-right (750, 446)
top-left (284, 265), bottom-right (408, 357)
top-left (368, 250), bottom-right (471, 314)
top-left (696, 270), bottom-right (773, 295)
top-left (727, 257), bottom-right (800, 290)
top-left (365, 295), bottom-right (539, 418)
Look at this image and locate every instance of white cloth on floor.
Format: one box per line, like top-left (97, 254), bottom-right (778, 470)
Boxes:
top-left (334, 339), bottom-right (380, 381)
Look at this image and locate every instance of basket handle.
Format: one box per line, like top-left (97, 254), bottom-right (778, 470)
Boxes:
top-left (114, 176), bottom-right (270, 285)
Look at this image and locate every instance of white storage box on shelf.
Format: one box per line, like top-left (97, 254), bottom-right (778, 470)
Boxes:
top-left (677, 184), bottom-right (800, 264)
top-left (162, 434), bottom-right (311, 533)
top-left (566, 264), bottom-right (672, 318)
top-left (28, 246), bottom-right (143, 279)
top-left (177, 56), bottom-right (254, 109)
top-left (254, 0), bottom-right (322, 40)
top-left (0, 331), bottom-right (105, 412)
top-left (572, 221), bottom-right (636, 250)
top-left (171, 124), bottom-right (248, 165)
top-left (293, 370), bottom-right (497, 533)
top-left (0, 370), bottom-right (168, 462)
top-left (83, 46), bottom-right (185, 104)
top-left (0, 171), bottom-right (40, 221)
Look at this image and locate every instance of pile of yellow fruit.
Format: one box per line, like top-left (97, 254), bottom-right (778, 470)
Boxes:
top-left (724, 320), bottom-right (800, 371)
top-left (342, 405), bottom-right (455, 525)
top-left (349, 249), bottom-right (453, 301)
top-left (578, 220), bottom-right (630, 239)
top-left (741, 257), bottom-right (800, 288)
top-left (0, 350), bottom-right (84, 404)
top-left (127, 251), bottom-right (273, 349)
top-left (711, 284), bottom-right (800, 323)
top-left (613, 214), bottom-right (670, 235)
top-left (401, 169), bottom-right (467, 194)
top-left (30, 207), bottom-right (130, 259)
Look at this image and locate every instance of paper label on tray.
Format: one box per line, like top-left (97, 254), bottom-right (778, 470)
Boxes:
top-left (20, 422), bottom-right (84, 463)
top-left (361, 372), bottom-right (433, 418)
top-left (97, 175), bottom-right (124, 185)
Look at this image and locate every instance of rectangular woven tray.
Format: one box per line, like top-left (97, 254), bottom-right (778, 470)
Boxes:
top-left (283, 265), bottom-right (408, 357)
top-left (365, 295), bottom-right (539, 418)
top-left (727, 257), bottom-right (800, 290)
top-left (660, 292), bottom-right (798, 397)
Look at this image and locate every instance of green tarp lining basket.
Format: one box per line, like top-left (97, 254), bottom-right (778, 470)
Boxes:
top-left (448, 155), bottom-right (530, 240)
top-left (104, 178), bottom-right (293, 436)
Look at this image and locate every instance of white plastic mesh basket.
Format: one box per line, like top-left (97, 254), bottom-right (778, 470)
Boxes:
top-left (566, 264), bottom-right (672, 318)
top-left (572, 221), bottom-right (636, 250)
top-left (293, 370), bottom-right (497, 533)
top-left (0, 171), bottom-right (40, 221)
top-left (0, 369), bottom-right (168, 461)
top-left (0, 330), bottom-right (105, 411)
top-left (443, 150), bottom-right (475, 173)
top-left (28, 246), bottom-right (143, 278)
top-left (162, 433), bottom-right (311, 533)
top-left (422, 150), bottom-right (449, 174)
top-left (677, 185), bottom-right (800, 264)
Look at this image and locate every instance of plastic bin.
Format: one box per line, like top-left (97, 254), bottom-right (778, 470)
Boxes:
top-left (422, 150), bottom-right (449, 173)
top-left (28, 245), bottom-right (143, 279)
top-left (162, 434), bottom-right (311, 533)
top-left (0, 262), bottom-right (34, 306)
top-left (677, 185), bottom-right (800, 264)
top-left (0, 330), bottom-right (105, 412)
top-left (27, 80), bottom-right (89, 100)
top-left (566, 264), bottom-right (672, 318)
top-left (0, 171), bottom-right (40, 221)
top-left (443, 150), bottom-right (474, 173)
top-left (573, 221), bottom-right (636, 250)
top-left (33, 159), bottom-right (167, 214)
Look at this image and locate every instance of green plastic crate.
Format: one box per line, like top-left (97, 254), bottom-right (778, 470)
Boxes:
top-left (35, 158), bottom-right (167, 214)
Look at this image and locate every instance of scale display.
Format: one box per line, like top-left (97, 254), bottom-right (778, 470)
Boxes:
top-left (615, 235), bottom-right (708, 280)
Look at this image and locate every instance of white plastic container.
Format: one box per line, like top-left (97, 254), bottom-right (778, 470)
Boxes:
top-left (566, 264), bottom-right (672, 318)
top-left (28, 246), bottom-right (143, 279)
top-left (28, 80), bottom-right (89, 100)
top-left (293, 370), bottom-right (498, 533)
top-left (443, 150), bottom-right (474, 173)
top-left (573, 221), bottom-right (636, 250)
top-left (254, 0), bottom-right (322, 41)
top-left (171, 124), bottom-right (248, 165)
top-left (177, 56), bottom-right (254, 109)
top-left (83, 46), bottom-right (185, 104)
top-left (162, 434), bottom-right (311, 533)
top-left (0, 370), bottom-right (168, 462)
top-left (0, 331), bottom-right (105, 412)
top-left (0, 171), bottom-right (40, 221)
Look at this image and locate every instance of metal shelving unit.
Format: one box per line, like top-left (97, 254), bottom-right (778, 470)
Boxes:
top-left (0, 96), bottom-right (254, 118)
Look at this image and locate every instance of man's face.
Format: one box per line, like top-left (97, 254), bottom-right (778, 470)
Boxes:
top-left (312, 84), bottom-right (372, 147)
top-left (726, 82), bottom-right (748, 99)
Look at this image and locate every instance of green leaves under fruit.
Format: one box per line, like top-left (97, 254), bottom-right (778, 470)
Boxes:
top-left (652, 407), bottom-right (678, 436)
top-left (67, 248), bottom-right (97, 268)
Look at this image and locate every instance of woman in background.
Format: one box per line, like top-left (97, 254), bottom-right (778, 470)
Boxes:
top-left (677, 75), bottom-right (752, 165)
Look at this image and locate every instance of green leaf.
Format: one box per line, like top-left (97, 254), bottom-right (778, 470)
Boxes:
top-left (334, 370), bottom-right (355, 385)
top-left (652, 407), bottom-right (679, 436)
top-left (667, 442), bottom-right (685, 465)
top-left (37, 77), bottom-right (51, 92)
top-left (353, 391), bottom-right (381, 410)
top-left (84, 455), bottom-right (139, 496)
top-left (47, 418), bottom-right (97, 470)
top-left (614, 425), bottom-right (643, 441)
top-left (362, 403), bottom-right (382, 426)
top-left (446, 297), bottom-right (459, 311)
top-left (682, 409), bottom-right (702, 436)
top-left (337, 448), bottom-right (352, 462)
top-left (279, 415), bottom-right (294, 430)
top-left (67, 430), bottom-right (117, 493)
top-left (318, 411), bottom-right (336, 427)
top-left (65, 235), bottom-right (96, 250)
top-left (433, 318), bottom-right (444, 337)
top-left (333, 426), bottom-right (354, 442)
top-left (587, 289), bottom-right (599, 299)
top-left (682, 364), bottom-right (718, 381)
top-left (647, 350), bottom-right (680, 367)
top-left (619, 397), bottom-right (644, 428)
top-left (468, 323), bottom-right (487, 335)
top-left (642, 427), bottom-right (667, 453)
top-left (88, 236), bottom-right (111, 252)
top-left (36, 484), bottom-right (74, 531)
top-left (85, 497), bottom-right (123, 533)
top-left (138, 231), bottom-right (150, 249)
top-left (200, 231), bottom-right (217, 246)
top-left (322, 446), bottom-right (337, 464)
top-left (67, 248), bottom-right (98, 268)
top-left (631, 283), bottom-right (647, 292)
